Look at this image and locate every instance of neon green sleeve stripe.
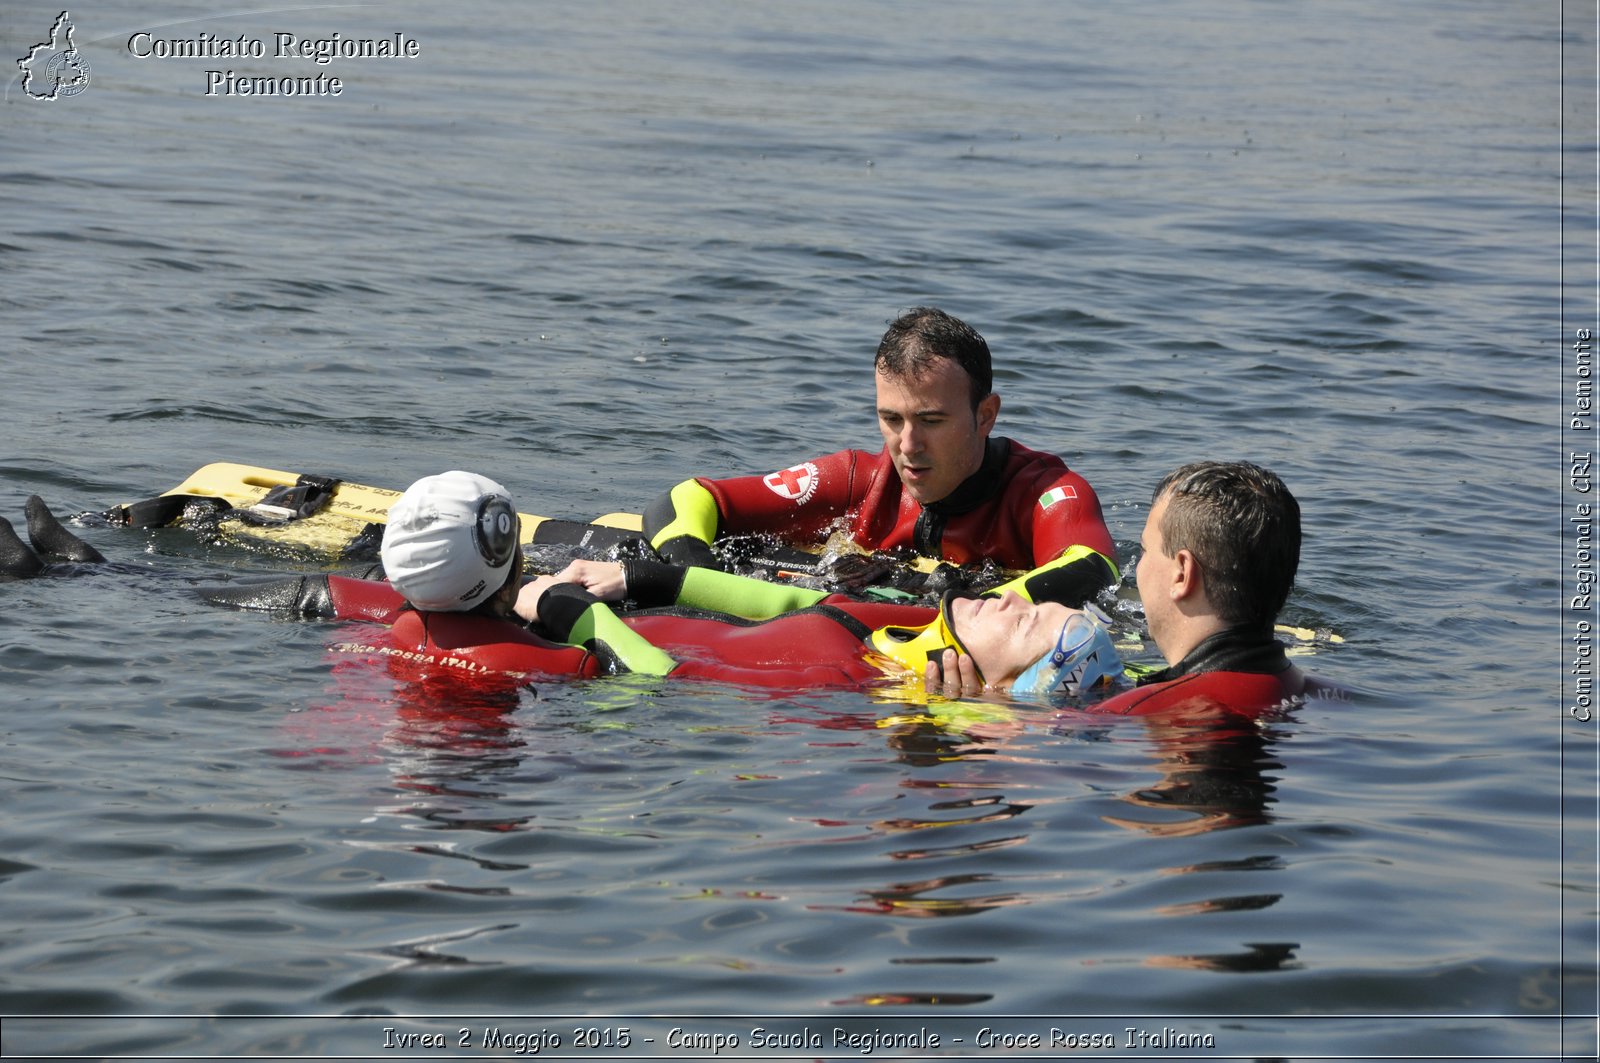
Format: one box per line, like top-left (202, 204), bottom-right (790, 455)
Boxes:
top-left (570, 602), bottom-right (677, 677)
top-left (678, 565), bottom-right (829, 620)
top-left (647, 479), bottom-right (721, 552)
top-left (990, 544), bottom-right (1120, 604)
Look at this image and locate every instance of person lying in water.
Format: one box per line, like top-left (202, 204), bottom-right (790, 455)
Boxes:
top-left (205, 470), bottom-right (1126, 703)
top-left (210, 466), bottom-right (1336, 716)
top-left (9, 464), bottom-right (1335, 716)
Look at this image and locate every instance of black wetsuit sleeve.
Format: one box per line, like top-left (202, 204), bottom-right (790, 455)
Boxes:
top-left (642, 479), bottom-right (722, 567)
top-left (1015, 551), bottom-right (1118, 608)
top-left (620, 558), bottom-right (689, 606)
top-left (988, 547), bottom-right (1118, 608)
top-left (536, 584), bottom-right (676, 676)
top-left (198, 574), bottom-right (338, 617)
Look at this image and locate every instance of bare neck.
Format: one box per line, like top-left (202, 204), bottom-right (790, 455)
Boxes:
top-left (1157, 614), bottom-right (1230, 667)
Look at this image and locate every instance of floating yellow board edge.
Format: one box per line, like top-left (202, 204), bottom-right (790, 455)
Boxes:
top-left (156, 461), bottom-right (644, 549)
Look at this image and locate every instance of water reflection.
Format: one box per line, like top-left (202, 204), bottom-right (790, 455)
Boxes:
top-left (365, 664), bottom-right (537, 837)
top-left (831, 990), bottom-right (994, 1006)
top-left (874, 793), bottom-right (1030, 834)
top-left (304, 644), bottom-right (1307, 987)
top-left (278, 641), bottom-right (542, 834)
top-left (813, 872), bottom-right (1026, 919)
top-left (1144, 941), bottom-right (1302, 973)
top-left (1092, 716), bottom-right (1287, 838)
top-left (1086, 715), bottom-right (1299, 974)
top-left (840, 701), bottom-right (1303, 983)
top-left (383, 679), bottom-right (526, 782)
top-left (362, 924), bottom-right (516, 970)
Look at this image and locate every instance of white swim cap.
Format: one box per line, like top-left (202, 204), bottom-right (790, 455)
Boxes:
top-left (380, 471), bottom-right (520, 612)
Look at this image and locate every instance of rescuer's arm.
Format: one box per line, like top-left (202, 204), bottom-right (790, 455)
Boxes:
top-left (641, 478), bottom-right (721, 567)
top-left (516, 577), bottom-right (677, 677)
top-left (550, 558), bottom-right (830, 620)
top-left (985, 545), bottom-right (1119, 607)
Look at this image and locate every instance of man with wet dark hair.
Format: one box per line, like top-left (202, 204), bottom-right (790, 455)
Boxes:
top-left (1090, 460), bottom-right (1337, 716)
top-left (642, 306), bottom-right (1118, 609)
top-left (874, 306), bottom-right (993, 408)
top-left (1147, 460), bottom-right (1302, 634)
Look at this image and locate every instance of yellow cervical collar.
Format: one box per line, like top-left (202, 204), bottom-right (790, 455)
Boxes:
top-left (867, 594), bottom-right (982, 683)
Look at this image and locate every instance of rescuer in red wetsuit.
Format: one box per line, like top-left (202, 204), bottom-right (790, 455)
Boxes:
top-left (934, 460), bottom-right (1341, 717)
top-left (641, 308), bottom-right (1118, 609)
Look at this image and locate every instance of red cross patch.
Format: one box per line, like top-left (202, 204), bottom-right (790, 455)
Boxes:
top-left (763, 462), bottom-right (820, 504)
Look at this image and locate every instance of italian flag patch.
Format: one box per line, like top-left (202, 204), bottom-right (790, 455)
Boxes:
top-left (1037, 485), bottom-right (1078, 510)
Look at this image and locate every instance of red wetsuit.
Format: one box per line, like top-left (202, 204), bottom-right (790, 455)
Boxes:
top-left (644, 437), bottom-right (1118, 606)
top-left (1091, 628), bottom-right (1343, 720)
top-left (321, 573), bottom-right (935, 691)
top-left (303, 575), bottom-right (1338, 719)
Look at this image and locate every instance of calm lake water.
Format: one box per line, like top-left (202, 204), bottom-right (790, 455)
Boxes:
top-left (1, 1), bottom-right (1588, 1059)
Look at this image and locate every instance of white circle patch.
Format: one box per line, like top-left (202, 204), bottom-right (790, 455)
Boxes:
top-left (763, 462), bottom-right (820, 504)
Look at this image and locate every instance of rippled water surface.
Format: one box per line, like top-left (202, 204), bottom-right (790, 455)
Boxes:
top-left (0, 1), bottom-right (1587, 1059)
